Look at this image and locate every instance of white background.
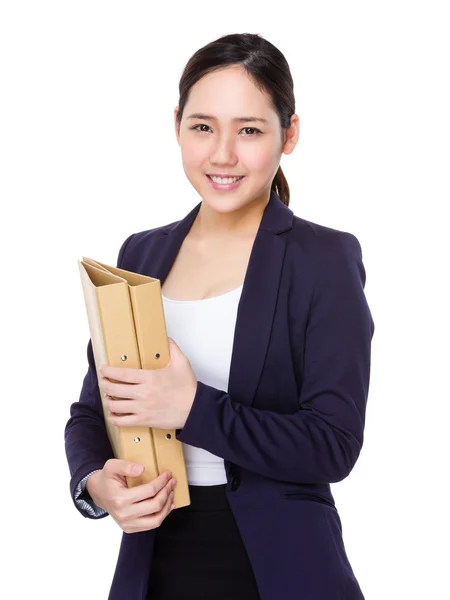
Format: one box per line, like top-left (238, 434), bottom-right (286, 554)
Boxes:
top-left (1, 1), bottom-right (448, 598)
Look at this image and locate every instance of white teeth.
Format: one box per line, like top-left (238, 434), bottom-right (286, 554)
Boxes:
top-left (210, 175), bottom-right (242, 184)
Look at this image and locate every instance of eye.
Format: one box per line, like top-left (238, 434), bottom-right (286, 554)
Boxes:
top-left (191, 124), bottom-right (212, 133)
top-left (190, 124), bottom-right (262, 136)
top-left (240, 127), bottom-right (262, 136)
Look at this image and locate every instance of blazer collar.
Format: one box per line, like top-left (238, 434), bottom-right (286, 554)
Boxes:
top-left (145, 189), bottom-right (294, 408)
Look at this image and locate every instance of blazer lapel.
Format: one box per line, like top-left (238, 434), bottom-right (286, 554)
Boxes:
top-left (140, 190), bottom-right (294, 408)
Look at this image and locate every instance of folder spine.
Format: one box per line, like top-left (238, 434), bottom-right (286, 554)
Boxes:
top-left (129, 281), bottom-right (189, 507)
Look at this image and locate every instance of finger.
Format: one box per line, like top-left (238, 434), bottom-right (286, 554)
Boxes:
top-left (100, 364), bottom-right (143, 384)
top-left (126, 472), bottom-right (173, 504)
top-left (106, 398), bottom-right (137, 414)
top-left (107, 412), bottom-right (139, 427)
top-left (130, 485), bottom-right (175, 520)
top-left (128, 489), bottom-right (175, 532)
top-left (103, 380), bottom-right (139, 400)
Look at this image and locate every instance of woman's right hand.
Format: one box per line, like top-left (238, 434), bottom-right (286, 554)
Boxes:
top-left (86, 459), bottom-right (177, 533)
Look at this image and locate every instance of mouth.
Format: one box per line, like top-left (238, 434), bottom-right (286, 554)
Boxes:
top-left (207, 174), bottom-right (245, 181)
top-left (206, 174), bottom-right (245, 190)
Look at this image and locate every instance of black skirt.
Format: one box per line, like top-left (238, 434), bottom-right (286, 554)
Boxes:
top-left (146, 483), bottom-right (262, 600)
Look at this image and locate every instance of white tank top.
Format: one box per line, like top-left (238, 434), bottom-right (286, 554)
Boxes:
top-left (162, 284), bottom-right (244, 486)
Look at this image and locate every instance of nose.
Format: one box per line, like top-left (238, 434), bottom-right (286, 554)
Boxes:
top-left (209, 132), bottom-right (238, 166)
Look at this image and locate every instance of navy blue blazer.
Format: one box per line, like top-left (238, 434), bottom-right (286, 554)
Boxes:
top-left (65, 190), bottom-right (375, 599)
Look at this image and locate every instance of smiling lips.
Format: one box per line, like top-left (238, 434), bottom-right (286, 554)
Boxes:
top-left (208, 174), bottom-right (244, 183)
top-left (206, 174), bottom-right (245, 190)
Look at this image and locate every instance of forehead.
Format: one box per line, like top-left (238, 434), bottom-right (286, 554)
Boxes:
top-left (186, 66), bottom-right (275, 116)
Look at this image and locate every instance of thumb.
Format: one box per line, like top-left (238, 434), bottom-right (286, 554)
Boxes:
top-left (106, 460), bottom-right (144, 478)
top-left (167, 337), bottom-right (181, 355)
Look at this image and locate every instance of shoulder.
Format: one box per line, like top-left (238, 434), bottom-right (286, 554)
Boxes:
top-left (285, 214), bottom-right (366, 293)
top-left (288, 217), bottom-right (371, 332)
top-left (115, 219), bottom-right (181, 268)
top-left (289, 214), bottom-right (363, 265)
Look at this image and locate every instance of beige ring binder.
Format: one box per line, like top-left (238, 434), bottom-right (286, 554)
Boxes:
top-left (78, 257), bottom-right (190, 509)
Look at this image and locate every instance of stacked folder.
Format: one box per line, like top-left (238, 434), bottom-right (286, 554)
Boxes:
top-left (78, 257), bottom-right (190, 509)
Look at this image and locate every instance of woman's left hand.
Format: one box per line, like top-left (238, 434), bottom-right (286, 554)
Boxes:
top-left (98, 337), bottom-right (198, 430)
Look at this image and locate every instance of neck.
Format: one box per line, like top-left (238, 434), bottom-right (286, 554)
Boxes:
top-left (191, 191), bottom-right (270, 242)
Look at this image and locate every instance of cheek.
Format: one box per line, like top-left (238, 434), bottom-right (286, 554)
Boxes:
top-left (180, 140), bottom-right (208, 169)
top-left (242, 144), bottom-right (279, 172)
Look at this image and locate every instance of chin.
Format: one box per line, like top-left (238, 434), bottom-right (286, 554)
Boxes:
top-left (200, 188), bottom-right (252, 210)
top-left (202, 197), bottom-right (244, 213)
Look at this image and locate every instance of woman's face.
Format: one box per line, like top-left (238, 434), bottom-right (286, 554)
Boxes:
top-left (174, 65), bottom-right (298, 215)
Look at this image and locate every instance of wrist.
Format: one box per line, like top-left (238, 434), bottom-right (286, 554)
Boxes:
top-left (86, 470), bottom-right (103, 501)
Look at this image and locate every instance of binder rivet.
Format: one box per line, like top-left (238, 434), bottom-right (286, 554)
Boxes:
top-left (165, 433), bottom-right (171, 440)
top-left (121, 355), bottom-right (128, 361)
top-left (154, 353), bottom-right (160, 359)
top-left (133, 437), bottom-right (141, 443)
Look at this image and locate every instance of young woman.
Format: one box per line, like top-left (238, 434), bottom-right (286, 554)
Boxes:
top-left (65, 32), bottom-right (375, 600)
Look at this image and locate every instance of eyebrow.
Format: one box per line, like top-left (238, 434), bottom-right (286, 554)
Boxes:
top-left (186, 113), bottom-right (269, 125)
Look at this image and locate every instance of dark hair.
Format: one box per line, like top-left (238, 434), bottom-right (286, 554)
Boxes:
top-left (175, 33), bottom-right (295, 206)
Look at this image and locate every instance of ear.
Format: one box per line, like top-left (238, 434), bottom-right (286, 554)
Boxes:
top-left (174, 106), bottom-right (180, 146)
top-left (282, 114), bottom-right (300, 156)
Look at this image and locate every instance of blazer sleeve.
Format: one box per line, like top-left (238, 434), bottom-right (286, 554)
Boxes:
top-left (64, 233), bottom-right (135, 518)
top-left (176, 232), bottom-right (375, 484)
